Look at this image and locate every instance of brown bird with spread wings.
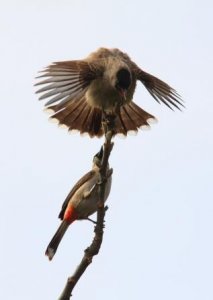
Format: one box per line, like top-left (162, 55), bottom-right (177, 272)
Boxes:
top-left (35, 48), bottom-right (183, 137)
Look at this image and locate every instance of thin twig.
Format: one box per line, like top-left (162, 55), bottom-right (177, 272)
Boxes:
top-left (58, 115), bottom-right (115, 300)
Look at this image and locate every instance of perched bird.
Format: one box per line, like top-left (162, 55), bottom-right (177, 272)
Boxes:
top-left (45, 147), bottom-right (112, 261)
top-left (35, 47), bottom-right (183, 137)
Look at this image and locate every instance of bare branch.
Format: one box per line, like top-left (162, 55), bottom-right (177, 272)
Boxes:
top-left (58, 114), bottom-right (115, 300)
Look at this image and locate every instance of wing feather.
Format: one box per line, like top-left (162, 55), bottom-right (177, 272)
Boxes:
top-left (134, 66), bottom-right (184, 111)
top-left (58, 170), bottom-right (95, 220)
top-left (35, 60), bottom-right (102, 107)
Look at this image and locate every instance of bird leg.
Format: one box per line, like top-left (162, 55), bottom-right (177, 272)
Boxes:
top-left (86, 217), bottom-right (97, 225)
top-left (84, 206), bottom-right (108, 224)
top-left (102, 111), bottom-right (116, 135)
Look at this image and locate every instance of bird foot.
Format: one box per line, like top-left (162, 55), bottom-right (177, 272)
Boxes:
top-left (86, 217), bottom-right (97, 224)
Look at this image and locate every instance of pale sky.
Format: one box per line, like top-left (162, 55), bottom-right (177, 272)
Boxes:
top-left (1, 1), bottom-right (213, 299)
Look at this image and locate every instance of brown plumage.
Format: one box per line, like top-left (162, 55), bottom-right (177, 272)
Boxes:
top-left (35, 48), bottom-right (183, 137)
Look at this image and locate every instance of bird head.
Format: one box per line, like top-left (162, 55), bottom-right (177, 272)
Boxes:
top-left (93, 146), bottom-right (104, 168)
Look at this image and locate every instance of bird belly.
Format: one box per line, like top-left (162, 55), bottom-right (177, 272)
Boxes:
top-left (74, 175), bottom-right (112, 219)
top-left (85, 79), bottom-right (128, 112)
top-left (76, 196), bottom-right (99, 218)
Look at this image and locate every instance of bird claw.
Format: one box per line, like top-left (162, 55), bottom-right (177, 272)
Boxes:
top-left (84, 206), bottom-right (108, 225)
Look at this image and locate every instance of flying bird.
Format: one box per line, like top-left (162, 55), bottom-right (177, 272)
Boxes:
top-left (45, 147), bottom-right (112, 261)
top-left (35, 48), bottom-right (183, 137)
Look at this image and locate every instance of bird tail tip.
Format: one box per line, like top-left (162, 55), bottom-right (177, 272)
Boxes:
top-left (45, 247), bottom-right (55, 261)
top-left (44, 220), bottom-right (69, 261)
top-left (114, 101), bottom-right (156, 136)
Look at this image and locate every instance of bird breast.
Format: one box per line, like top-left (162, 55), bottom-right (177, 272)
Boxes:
top-left (85, 57), bottom-right (135, 112)
top-left (86, 78), bottom-right (121, 111)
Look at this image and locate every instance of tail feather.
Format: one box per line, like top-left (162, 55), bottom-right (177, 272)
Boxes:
top-left (49, 97), bottom-right (85, 123)
top-left (47, 98), bottom-right (156, 137)
top-left (49, 98), bottom-right (103, 137)
top-left (114, 111), bottom-right (128, 135)
top-left (127, 102), bottom-right (155, 127)
top-left (84, 107), bottom-right (103, 137)
top-left (45, 220), bottom-right (69, 261)
top-left (47, 94), bottom-right (84, 115)
top-left (118, 106), bottom-right (137, 133)
top-left (60, 98), bottom-right (86, 127)
top-left (123, 103), bottom-right (143, 128)
top-left (114, 101), bottom-right (156, 135)
top-left (69, 101), bottom-right (90, 131)
top-left (81, 107), bottom-right (95, 133)
top-left (90, 108), bottom-right (103, 136)
top-left (80, 105), bottom-right (93, 133)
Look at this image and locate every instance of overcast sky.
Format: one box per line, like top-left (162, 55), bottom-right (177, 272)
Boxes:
top-left (1, 1), bottom-right (213, 299)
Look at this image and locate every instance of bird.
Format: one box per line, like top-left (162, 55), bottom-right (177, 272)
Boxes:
top-left (35, 47), bottom-right (184, 137)
top-left (45, 147), bottom-right (112, 261)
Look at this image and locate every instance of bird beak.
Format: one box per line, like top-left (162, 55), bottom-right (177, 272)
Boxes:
top-left (117, 88), bottom-right (127, 101)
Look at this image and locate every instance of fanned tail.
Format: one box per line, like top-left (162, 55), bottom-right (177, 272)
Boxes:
top-left (48, 97), bottom-right (103, 137)
top-left (47, 98), bottom-right (156, 137)
top-left (45, 221), bottom-right (69, 261)
top-left (114, 101), bottom-right (156, 136)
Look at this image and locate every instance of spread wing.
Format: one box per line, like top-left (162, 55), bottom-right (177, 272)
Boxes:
top-left (134, 66), bottom-right (184, 111)
top-left (58, 170), bottom-right (95, 220)
top-left (35, 60), bottom-right (103, 110)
